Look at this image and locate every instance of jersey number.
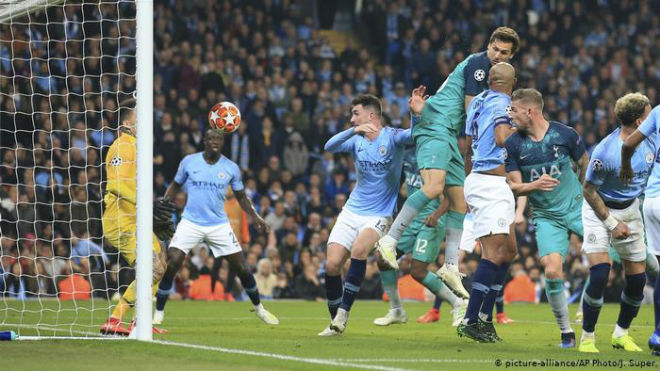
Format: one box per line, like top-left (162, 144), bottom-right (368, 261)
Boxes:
top-left (415, 239), bottom-right (428, 254)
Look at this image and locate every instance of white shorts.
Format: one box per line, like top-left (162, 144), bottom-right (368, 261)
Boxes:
top-left (170, 218), bottom-right (242, 258)
top-left (327, 208), bottom-right (392, 251)
top-left (459, 213), bottom-right (479, 253)
top-left (582, 198), bottom-right (646, 262)
top-left (644, 197), bottom-right (660, 256)
top-left (464, 173), bottom-right (515, 239)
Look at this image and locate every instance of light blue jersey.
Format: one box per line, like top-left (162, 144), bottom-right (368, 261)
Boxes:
top-left (638, 106), bottom-right (660, 198)
top-left (174, 153), bottom-right (244, 226)
top-left (465, 89), bottom-right (512, 172)
top-left (585, 127), bottom-right (656, 203)
top-left (324, 126), bottom-right (412, 216)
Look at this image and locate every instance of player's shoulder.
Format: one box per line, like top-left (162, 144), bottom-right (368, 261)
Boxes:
top-left (549, 121), bottom-right (578, 138)
top-left (504, 130), bottom-right (524, 149)
top-left (591, 130), bottom-right (619, 159)
top-left (465, 51), bottom-right (489, 67)
top-left (220, 155), bottom-right (242, 173)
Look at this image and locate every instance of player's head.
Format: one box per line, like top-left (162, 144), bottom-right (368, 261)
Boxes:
top-left (203, 128), bottom-right (224, 156)
top-left (118, 97), bottom-right (136, 135)
top-left (614, 92), bottom-right (651, 128)
top-left (487, 27), bottom-right (519, 64)
top-left (350, 95), bottom-right (382, 126)
top-left (488, 62), bottom-right (516, 94)
top-left (510, 88), bottom-right (544, 132)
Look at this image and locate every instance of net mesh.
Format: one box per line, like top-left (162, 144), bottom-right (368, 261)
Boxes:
top-left (0, 0), bottom-right (138, 337)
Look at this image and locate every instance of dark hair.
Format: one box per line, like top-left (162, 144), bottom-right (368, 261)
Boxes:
top-left (615, 93), bottom-right (650, 127)
top-left (351, 95), bottom-right (382, 118)
top-left (489, 27), bottom-right (520, 55)
top-left (511, 88), bottom-right (544, 110)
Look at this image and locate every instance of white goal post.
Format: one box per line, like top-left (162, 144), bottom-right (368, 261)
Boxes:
top-left (0, 0), bottom-right (153, 341)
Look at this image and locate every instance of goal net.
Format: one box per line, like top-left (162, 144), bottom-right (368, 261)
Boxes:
top-left (0, 0), bottom-right (148, 339)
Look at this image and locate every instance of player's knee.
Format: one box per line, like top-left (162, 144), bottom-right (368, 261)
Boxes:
top-left (153, 260), bottom-right (165, 282)
top-left (624, 272), bottom-right (646, 298)
top-left (410, 266), bottom-right (427, 283)
top-left (422, 181), bottom-right (444, 199)
top-left (587, 263), bottom-right (610, 294)
top-left (325, 259), bottom-right (342, 276)
top-left (543, 265), bottom-right (562, 279)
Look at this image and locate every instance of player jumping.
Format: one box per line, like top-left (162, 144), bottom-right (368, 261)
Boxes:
top-left (376, 27), bottom-right (520, 302)
top-left (456, 62), bottom-right (517, 343)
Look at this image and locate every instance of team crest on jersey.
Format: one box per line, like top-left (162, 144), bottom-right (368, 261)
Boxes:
top-left (646, 152), bottom-right (654, 164)
top-left (497, 218), bottom-right (507, 227)
top-left (474, 69), bottom-right (486, 81)
top-left (110, 155), bottom-right (122, 167)
top-left (218, 171), bottom-right (227, 180)
top-left (378, 145), bottom-right (387, 156)
top-left (587, 233), bottom-right (597, 244)
top-left (553, 145), bottom-right (560, 158)
top-left (591, 159), bottom-right (603, 171)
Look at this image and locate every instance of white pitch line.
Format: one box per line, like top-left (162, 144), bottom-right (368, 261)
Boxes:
top-left (335, 359), bottom-right (491, 364)
top-left (153, 340), bottom-right (422, 371)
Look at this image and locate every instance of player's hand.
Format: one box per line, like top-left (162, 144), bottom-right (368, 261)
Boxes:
top-left (423, 210), bottom-right (442, 227)
top-left (611, 221), bottom-right (631, 240)
top-left (514, 212), bottom-right (525, 227)
top-left (153, 198), bottom-right (176, 222)
top-left (409, 85), bottom-right (428, 115)
top-left (154, 219), bottom-right (175, 240)
top-left (253, 215), bottom-right (269, 233)
top-left (532, 174), bottom-right (560, 192)
top-left (619, 165), bottom-right (634, 185)
top-left (354, 123), bottom-right (378, 135)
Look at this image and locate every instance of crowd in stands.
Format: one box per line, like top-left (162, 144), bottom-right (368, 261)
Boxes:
top-left (2, 0), bottom-right (660, 305)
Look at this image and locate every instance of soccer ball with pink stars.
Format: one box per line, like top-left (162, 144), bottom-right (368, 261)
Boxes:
top-left (208, 102), bottom-right (241, 133)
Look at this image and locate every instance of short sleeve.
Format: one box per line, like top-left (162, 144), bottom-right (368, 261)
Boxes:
top-left (173, 156), bottom-right (189, 185)
top-left (585, 147), bottom-right (609, 186)
top-left (639, 107), bottom-right (660, 138)
top-left (493, 97), bottom-right (512, 127)
top-left (392, 128), bottom-right (413, 146)
top-left (230, 163), bottom-right (245, 191)
top-left (463, 55), bottom-right (488, 96)
top-left (504, 136), bottom-right (520, 172)
top-left (566, 127), bottom-right (586, 161)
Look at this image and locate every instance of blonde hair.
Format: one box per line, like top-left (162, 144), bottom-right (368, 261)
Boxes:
top-left (511, 88), bottom-right (544, 110)
top-left (615, 92), bottom-right (650, 127)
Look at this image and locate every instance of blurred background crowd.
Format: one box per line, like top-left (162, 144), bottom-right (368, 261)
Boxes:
top-left (2, 0), bottom-right (660, 306)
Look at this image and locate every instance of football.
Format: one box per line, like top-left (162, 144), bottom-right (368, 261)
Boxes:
top-left (208, 101), bottom-right (241, 133)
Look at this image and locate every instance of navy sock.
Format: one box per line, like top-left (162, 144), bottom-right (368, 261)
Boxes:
top-left (481, 263), bottom-right (509, 321)
top-left (465, 259), bottom-right (499, 324)
top-left (339, 258), bottom-right (366, 312)
top-left (156, 277), bottom-right (173, 311)
top-left (655, 265), bottom-right (660, 330)
top-left (496, 289), bottom-right (504, 314)
top-left (325, 274), bottom-right (343, 319)
top-left (582, 263), bottom-right (610, 333)
top-left (617, 272), bottom-right (645, 329)
top-left (433, 296), bottom-right (442, 310)
top-left (239, 272), bottom-right (260, 306)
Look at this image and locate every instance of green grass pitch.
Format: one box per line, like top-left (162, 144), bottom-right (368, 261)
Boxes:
top-left (2, 300), bottom-right (658, 371)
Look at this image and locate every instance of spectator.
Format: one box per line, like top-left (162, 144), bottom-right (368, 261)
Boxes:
top-left (255, 258), bottom-right (277, 299)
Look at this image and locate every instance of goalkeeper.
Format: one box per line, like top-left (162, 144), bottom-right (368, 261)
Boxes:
top-left (100, 100), bottom-right (176, 336)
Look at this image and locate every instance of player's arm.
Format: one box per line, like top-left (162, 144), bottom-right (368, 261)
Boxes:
top-left (164, 181), bottom-right (182, 200)
top-left (575, 152), bottom-right (589, 183)
top-left (324, 127), bottom-right (359, 153)
top-left (621, 130), bottom-right (648, 184)
top-left (583, 163), bottom-right (630, 239)
top-left (506, 170), bottom-right (558, 196)
top-left (465, 96), bottom-right (474, 113)
top-left (494, 104), bottom-right (515, 147)
top-left (105, 140), bottom-right (137, 204)
top-left (464, 135), bottom-right (473, 175)
top-left (234, 189), bottom-right (268, 233)
top-left (514, 196), bottom-right (527, 226)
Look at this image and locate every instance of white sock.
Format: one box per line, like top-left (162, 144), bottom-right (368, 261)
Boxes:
top-left (581, 331), bottom-right (595, 341)
top-left (255, 303), bottom-right (264, 312)
top-left (384, 286), bottom-right (402, 310)
top-left (445, 228), bottom-right (461, 266)
top-left (613, 324), bottom-right (628, 338)
top-left (438, 284), bottom-right (461, 307)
